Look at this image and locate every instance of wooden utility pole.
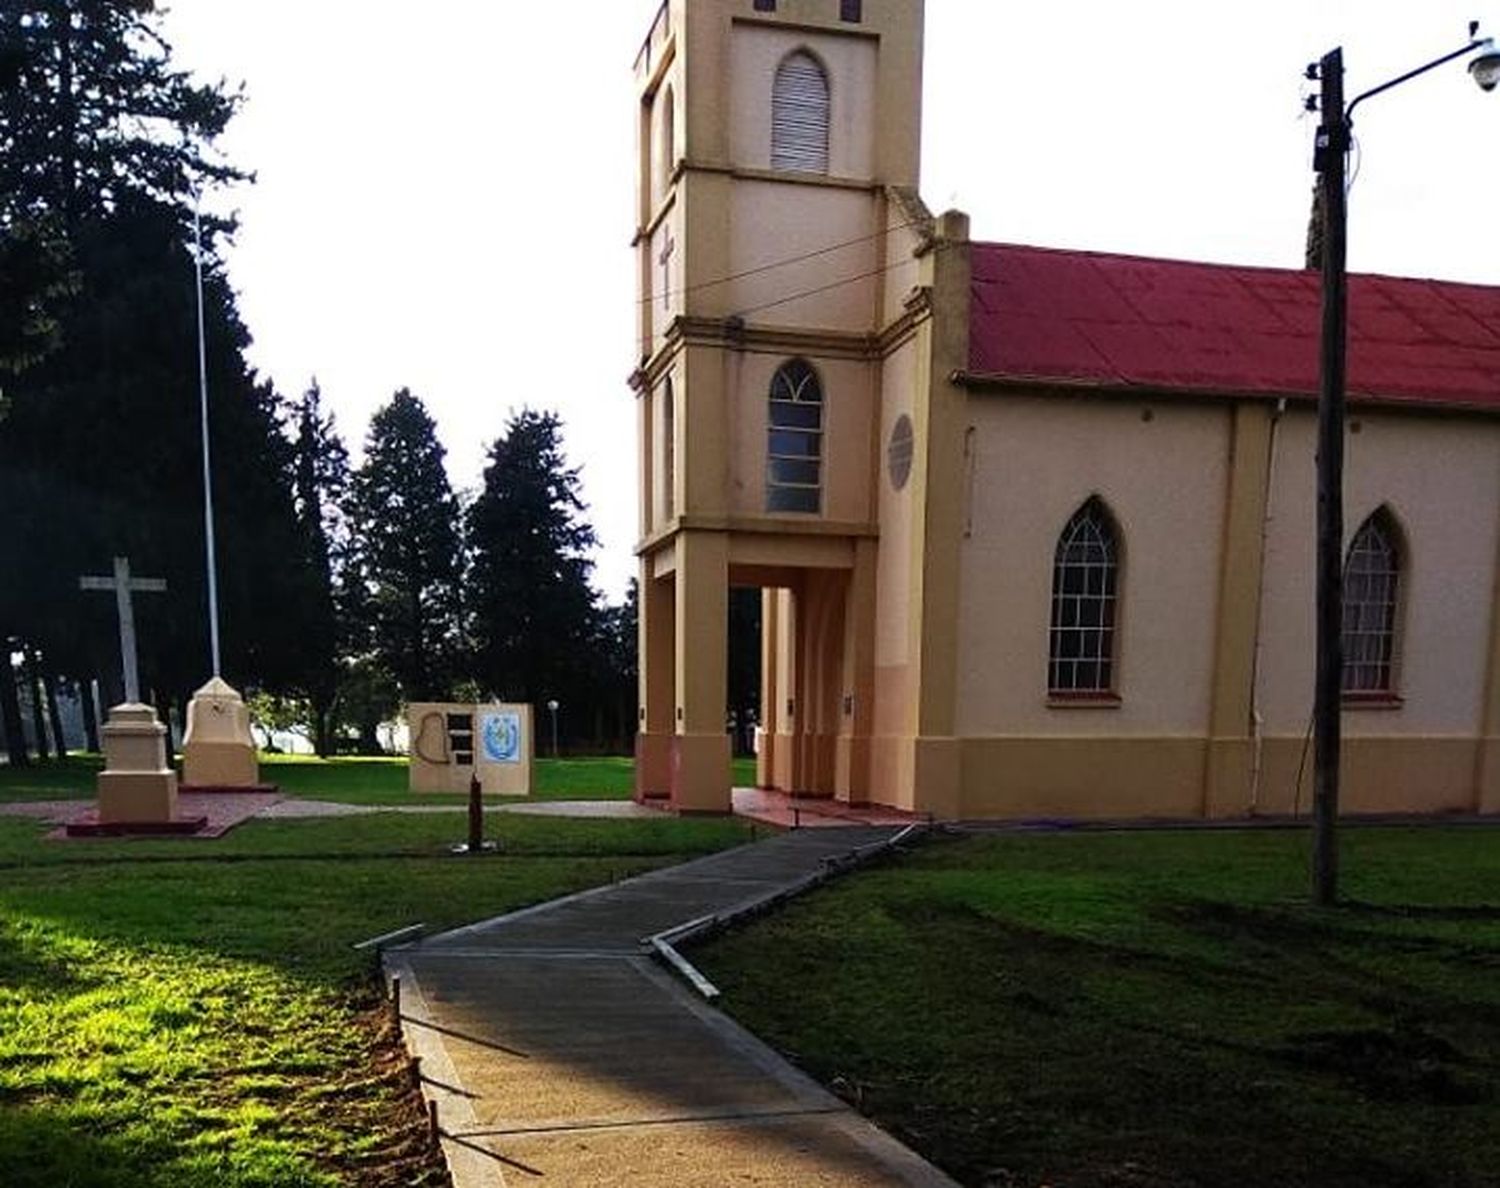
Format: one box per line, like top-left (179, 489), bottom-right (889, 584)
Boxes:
top-left (1312, 48), bottom-right (1347, 907)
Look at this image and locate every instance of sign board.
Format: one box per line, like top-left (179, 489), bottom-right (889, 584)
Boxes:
top-left (408, 702), bottom-right (532, 795)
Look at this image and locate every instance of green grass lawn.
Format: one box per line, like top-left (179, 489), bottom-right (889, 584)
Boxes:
top-left (0, 810), bottom-right (756, 1186)
top-left (695, 826), bottom-right (1500, 1188)
top-left (1, 754), bottom-right (760, 805)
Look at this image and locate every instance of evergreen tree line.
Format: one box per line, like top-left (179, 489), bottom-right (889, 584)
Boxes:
top-left (0, 0), bottom-right (636, 765)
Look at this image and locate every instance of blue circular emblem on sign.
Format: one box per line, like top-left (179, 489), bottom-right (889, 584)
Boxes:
top-left (480, 711), bottom-right (522, 763)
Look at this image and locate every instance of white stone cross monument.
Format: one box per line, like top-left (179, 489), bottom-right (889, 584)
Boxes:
top-left (79, 556), bottom-right (166, 704)
top-left (78, 556), bottom-right (182, 826)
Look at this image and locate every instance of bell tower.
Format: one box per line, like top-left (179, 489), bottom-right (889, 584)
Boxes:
top-left (632, 0), bottom-right (927, 813)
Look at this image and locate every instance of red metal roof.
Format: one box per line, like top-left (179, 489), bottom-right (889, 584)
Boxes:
top-left (968, 243), bottom-right (1500, 412)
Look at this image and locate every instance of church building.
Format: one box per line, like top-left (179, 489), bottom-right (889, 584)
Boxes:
top-left (630, 0), bottom-right (1500, 820)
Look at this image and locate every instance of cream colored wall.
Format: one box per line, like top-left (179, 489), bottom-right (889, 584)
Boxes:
top-left (880, 216), bottom-right (925, 326)
top-left (722, 181), bottom-right (880, 328)
top-left (646, 204), bottom-right (683, 357)
top-left (955, 394), bottom-right (1229, 737)
top-left (1258, 408), bottom-right (1500, 737)
top-left (872, 337), bottom-right (918, 737)
top-left (723, 351), bottom-right (874, 523)
top-left (729, 24), bottom-right (876, 178)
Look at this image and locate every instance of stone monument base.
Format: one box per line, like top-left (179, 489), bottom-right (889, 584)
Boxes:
top-left (182, 677), bottom-right (260, 789)
top-left (182, 744), bottom-right (259, 788)
top-left (99, 769), bottom-right (179, 823)
top-left (82, 702), bottom-right (207, 835)
top-left (179, 781), bottom-right (280, 795)
top-left (66, 812), bottom-right (209, 838)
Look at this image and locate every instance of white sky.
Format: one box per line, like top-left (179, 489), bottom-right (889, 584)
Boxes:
top-left (157, 1), bottom-right (1500, 601)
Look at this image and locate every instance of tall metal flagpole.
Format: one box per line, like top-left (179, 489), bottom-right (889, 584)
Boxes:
top-left (192, 189), bottom-right (222, 678)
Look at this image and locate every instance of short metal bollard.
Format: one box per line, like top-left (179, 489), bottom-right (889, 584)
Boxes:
top-left (467, 772), bottom-right (483, 852)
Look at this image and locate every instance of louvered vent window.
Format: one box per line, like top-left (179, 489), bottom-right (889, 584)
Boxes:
top-left (766, 359), bottom-right (822, 514)
top-left (771, 52), bottom-right (830, 174)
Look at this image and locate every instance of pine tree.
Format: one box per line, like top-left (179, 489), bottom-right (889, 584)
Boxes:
top-left (349, 389), bottom-right (464, 702)
top-left (0, 0), bottom-right (261, 764)
top-left (467, 409), bottom-right (600, 739)
top-left (289, 380), bottom-right (349, 755)
top-left (0, 0), bottom-right (245, 377)
top-left (594, 580), bottom-right (639, 752)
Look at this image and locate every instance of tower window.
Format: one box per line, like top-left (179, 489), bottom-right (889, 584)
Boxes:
top-left (663, 377), bottom-right (676, 519)
top-left (1048, 498), bottom-right (1120, 695)
top-left (766, 359), bottom-right (822, 514)
top-left (1343, 510), bottom-right (1401, 695)
top-left (754, 0), bottom-right (775, 10)
top-left (771, 51), bottom-right (830, 174)
top-left (656, 85), bottom-right (675, 200)
top-left (840, 0), bottom-right (862, 21)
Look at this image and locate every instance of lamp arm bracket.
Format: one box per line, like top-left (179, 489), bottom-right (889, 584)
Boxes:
top-left (1345, 37), bottom-right (1487, 124)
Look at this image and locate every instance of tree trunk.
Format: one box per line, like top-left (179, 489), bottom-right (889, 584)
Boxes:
top-left (80, 677), bottom-right (100, 752)
top-left (44, 671), bottom-right (67, 758)
top-left (311, 691), bottom-right (334, 757)
top-left (0, 637), bottom-right (30, 766)
top-left (155, 690), bottom-right (176, 760)
top-left (24, 648), bottom-right (51, 760)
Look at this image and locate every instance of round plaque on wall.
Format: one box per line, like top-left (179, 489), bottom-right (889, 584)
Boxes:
top-left (888, 414), bottom-right (914, 491)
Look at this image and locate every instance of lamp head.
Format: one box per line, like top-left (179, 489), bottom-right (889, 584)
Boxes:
top-left (1471, 38), bottom-right (1500, 91)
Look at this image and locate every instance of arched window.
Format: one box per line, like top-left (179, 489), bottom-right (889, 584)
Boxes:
top-left (662, 377), bottom-right (675, 518)
top-left (656, 86), bottom-right (675, 200)
top-left (766, 359), bottom-right (822, 514)
top-left (771, 51), bottom-right (829, 174)
top-left (1343, 510), bottom-right (1401, 694)
top-left (1048, 498), bottom-right (1120, 695)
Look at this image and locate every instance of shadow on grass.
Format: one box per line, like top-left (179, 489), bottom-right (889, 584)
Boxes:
top-left (0, 1104), bottom-right (185, 1188)
top-left (0, 811), bottom-right (755, 1187)
top-left (696, 829), bottom-right (1500, 1188)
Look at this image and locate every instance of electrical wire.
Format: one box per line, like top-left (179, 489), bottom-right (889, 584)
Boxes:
top-left (1291, 709), bottom-right (1315, 818)
top-left (637, 216), bottom-right (930, 307)
top-left (634, 242), bottom-right (946, 357)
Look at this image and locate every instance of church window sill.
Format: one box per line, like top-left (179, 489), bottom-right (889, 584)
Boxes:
top-left (1341, 692), bottom-right (1404, 710)
top-left (1046, 692), bottom-right (1122, 709)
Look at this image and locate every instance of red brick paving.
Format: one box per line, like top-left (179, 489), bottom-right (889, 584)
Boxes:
top-left (5, 791), bottom-right (284, 840)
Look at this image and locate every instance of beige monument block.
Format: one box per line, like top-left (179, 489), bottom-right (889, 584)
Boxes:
top-left (98, 702), bottom-right (178, 823)
top-left (407, 702), bottom-right (535, 795)
top-left (182, 677), bottom-right (259, 787)
top-left (408, 702), bottom-right (477, 793)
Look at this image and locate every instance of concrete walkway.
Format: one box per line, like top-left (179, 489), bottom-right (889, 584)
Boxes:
top-left (384, 827), bottom-right (957, 1187)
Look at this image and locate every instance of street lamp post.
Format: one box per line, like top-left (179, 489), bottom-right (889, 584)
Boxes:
top-left (546, 699), bottom-right (559, 759)
top-left (1307, 26), bottom-right (1498, 907)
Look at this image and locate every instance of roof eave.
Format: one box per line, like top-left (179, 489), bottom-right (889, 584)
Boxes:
top-left (951, 370), bottom-right (1500, 417)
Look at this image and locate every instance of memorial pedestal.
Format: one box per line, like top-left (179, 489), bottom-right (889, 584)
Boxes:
top-left (182, 677), bottom-right (263, 791)
top-left (68, 703), bottom-right (206, 836)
